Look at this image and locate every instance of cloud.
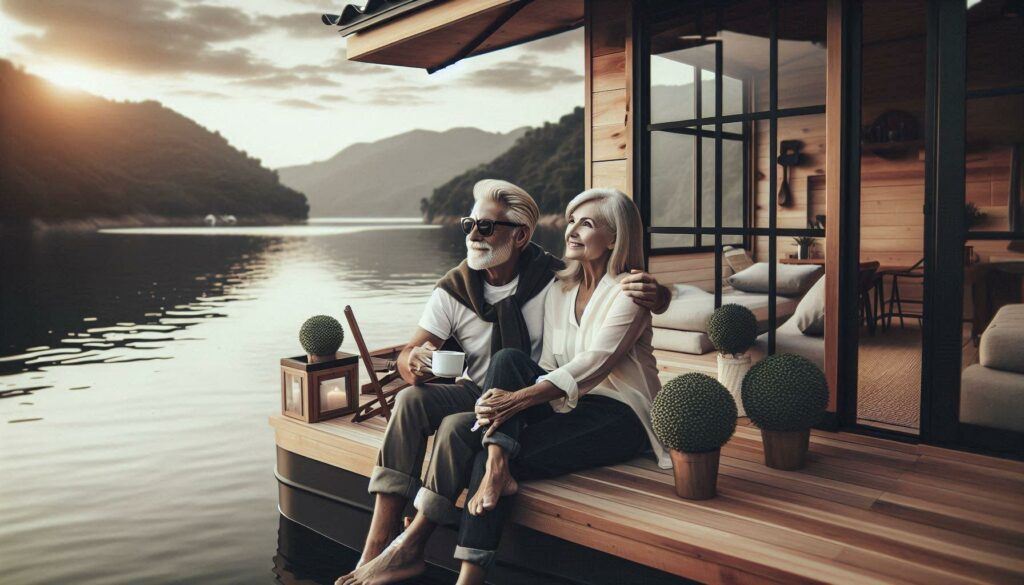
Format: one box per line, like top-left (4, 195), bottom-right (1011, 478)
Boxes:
top-left (458, 56), bottom-right (582, 92)
top-left (277, 98), bottom-right (327, 110)
top-left (234, 72), bottom-right (339, 88)
top-left (292, 49), bottom-right (393, 76)
top-left (259, 12), bottom-right (332, 38)
top-left (172, 89), bottom-right (231, 98)
top-left (319, 93), bottom-right (351, 102)
top-left (369, 91), bottom-right (433, 107)
top-left (3, 0), bottom-right (279, 77)
top-left (519, 29), bottom-right (584, 54)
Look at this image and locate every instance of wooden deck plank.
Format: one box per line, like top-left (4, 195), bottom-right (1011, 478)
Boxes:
top-left (269, 413), bottom-right (1024, 585)
top-left (587, 465), bottom-right (1024, 583)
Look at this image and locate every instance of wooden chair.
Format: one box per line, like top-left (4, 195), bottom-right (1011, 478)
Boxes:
top-left (857, 261), bottom-right (881, 335)
top-left (343, 305), bottom-right (411, 423)
top-left (883, 258), bottom-right (924, 329)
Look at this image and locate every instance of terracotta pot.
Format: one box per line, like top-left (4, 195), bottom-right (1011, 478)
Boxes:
top-left (761, 428), bottom-right (810, 470)
top-left (716, 353), bottom-right (751, 417)
top-left (669, 449), bottom-right (720, 500)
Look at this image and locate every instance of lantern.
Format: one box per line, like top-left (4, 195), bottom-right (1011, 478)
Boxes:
top-left (280, 352), bottom-right (359, 423)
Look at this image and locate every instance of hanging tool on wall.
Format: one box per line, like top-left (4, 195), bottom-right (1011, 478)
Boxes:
top-left (777, 140), bottom-right (804, 208)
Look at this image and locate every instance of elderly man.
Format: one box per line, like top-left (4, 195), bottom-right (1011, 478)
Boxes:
top-left (337, 180), bottom-right (670, 585)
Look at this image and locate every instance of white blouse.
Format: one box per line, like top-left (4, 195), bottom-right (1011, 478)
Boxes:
top-left (538, 272), bottom-right (672, 469)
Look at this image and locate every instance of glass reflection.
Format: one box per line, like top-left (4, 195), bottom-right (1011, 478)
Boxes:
top-left (778, 0), bottom-right (828, 109)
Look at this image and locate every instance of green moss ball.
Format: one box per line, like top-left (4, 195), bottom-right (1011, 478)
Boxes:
top-left (299, 315), bottom-right (344, 356)
top-left (741, 353), bottom-right (828, 431)
top-left (706, 304), bottom-right (758, 356)
top-left (651, 373), bottom-right (737, 453)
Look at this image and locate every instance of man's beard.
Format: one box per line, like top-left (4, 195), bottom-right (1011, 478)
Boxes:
top-left (466, 237), bottom-right (514, 270)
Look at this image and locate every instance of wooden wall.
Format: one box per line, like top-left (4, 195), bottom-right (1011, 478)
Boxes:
top-left (586, 0), bottom-right (631, 196)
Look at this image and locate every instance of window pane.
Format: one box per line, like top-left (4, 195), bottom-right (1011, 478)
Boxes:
top-left (651, 233), bottom-right (696, 249)
top-left (651, 130), bottom-right (696, 232)
top-left (960, 238), bottom-right (1024, 435)
top-left (699, 123), bottom-right (746, 230)
top-left (965, 94), bottom-right (1024, 233)
top-left (967, 0), bottom-right (1024, 94)
top-left (777, 0), bottom-right (827, 110)
top-left (776, 113), bottom-right (827, 230)
top-left (650, 52), bottom-right (696, 124)
top-left (648, 0), bottom-right (763, 120)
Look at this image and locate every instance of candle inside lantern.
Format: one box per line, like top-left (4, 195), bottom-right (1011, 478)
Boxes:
top-left (286, 374), bottom-right (303, 414)
top-left (320, 378), bottom-right (348, 412)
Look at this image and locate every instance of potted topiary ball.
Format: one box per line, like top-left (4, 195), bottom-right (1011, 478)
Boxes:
top-left (706, 304), bottom-right (759, 417)
top-left (741, 353), bottom-right (828, 470)
top-left (651, 373), bottom-right (737, 500)
top-left (300, 315), bottom-right (345, 363)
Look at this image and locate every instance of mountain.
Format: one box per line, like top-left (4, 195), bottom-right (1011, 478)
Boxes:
top-left (423, 107), bottom-right (584, 220)
top-left (277, 127), bottom-right (528, 218)
top-left (0, 59), bottom-right (308, 224)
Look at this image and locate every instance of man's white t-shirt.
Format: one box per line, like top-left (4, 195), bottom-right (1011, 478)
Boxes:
top-left (418, 276), bottom-right (553, 387)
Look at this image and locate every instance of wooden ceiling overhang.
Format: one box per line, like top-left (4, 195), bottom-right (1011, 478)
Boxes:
top-left (324, 0), bottom-right (583, 72)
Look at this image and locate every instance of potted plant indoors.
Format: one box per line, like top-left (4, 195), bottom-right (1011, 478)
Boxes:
top-left (791, 218), bottom-right (824, 259)
top-left (706, 304), bottom-right (758, 417)
top-left (651, 373), bottom-right (737, 500)
top-left (300, 314), bottom-right (345, 363)
top-left (741, 353), bottom-right (828, 470)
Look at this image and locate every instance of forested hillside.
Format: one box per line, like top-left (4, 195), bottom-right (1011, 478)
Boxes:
top-left (0, 60), bottom-right (308, 223)
top-left (422, 107), bottom-right (584, 220)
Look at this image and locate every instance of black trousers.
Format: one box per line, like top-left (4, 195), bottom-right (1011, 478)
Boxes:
top-left (453, 348), bottom-right (649, 568)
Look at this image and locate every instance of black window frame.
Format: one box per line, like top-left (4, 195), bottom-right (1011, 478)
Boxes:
top-left (635, 0), bottom-right (827, 352)
top-left (645, 58), bottom-right (751, 256)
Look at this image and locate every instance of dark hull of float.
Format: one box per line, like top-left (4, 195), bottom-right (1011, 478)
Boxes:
top-left (275, 447), bottom-right (690, 585)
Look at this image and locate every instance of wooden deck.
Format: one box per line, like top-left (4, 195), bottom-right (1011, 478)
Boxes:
top-left (270, 401), bottom-right (1024, 585)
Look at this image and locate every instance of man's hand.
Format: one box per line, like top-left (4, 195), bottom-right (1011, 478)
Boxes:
top-left (620, 269), bottom-right (672, 314)
top-left (407, 341), bottom-right (436, 378)
top-left (474, 388), bottom-right (530, 437)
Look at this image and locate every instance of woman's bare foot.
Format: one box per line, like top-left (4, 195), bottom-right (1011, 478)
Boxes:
top-left (467, 458), bottom-right (518, 516)
top-left (335, 532), bottom-right (426, 585)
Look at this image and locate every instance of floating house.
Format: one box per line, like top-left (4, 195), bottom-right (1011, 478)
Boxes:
top-left (271, 1), bottom-right (1024, 582)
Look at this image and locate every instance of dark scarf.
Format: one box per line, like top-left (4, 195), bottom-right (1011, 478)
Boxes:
top-left (437, 242), bottom-right (564, 357)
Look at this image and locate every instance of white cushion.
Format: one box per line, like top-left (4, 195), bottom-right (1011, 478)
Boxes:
top-left (960, 364), bottom-right (1024, 432)
top-left (651, 328), bottom-right (714, 354)
top-left (790, 275), bottom-right (826, 336)
top-left (979, 304), bottom-right (1024, 374)
top-left (728, 263), bottom-right (823, 296)
top-left (652, 284), bottom-right (800, 333)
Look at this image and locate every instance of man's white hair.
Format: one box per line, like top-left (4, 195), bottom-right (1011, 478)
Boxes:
top-left (472, 179), bottom-right (539, 243)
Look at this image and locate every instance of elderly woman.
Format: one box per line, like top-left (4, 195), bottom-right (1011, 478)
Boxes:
top-left (454, 187), bottom-right (671, 583)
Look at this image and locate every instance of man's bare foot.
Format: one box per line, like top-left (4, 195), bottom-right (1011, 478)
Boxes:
top-left (354, 534), bottom-right (392, 569)
top-left (336, 532), bottom-right (426, 585)
top-left (467, 461), bottom-right (518, 516)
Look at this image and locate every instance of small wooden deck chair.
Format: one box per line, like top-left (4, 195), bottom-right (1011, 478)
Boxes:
top-left (344, 305), bottom-right (410, 423)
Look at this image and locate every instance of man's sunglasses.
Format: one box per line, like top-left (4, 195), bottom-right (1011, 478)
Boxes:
top-left (460, 217), bottom-right (524, 237)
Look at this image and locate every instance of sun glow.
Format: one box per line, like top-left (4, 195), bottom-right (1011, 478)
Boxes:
top-left (34, 62), bottom-right (123, 96)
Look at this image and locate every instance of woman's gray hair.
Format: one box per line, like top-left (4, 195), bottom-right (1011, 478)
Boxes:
top-left (472, 179), bottom-right (540, 243)
top-left (556, 188), bottom-right (645, 291)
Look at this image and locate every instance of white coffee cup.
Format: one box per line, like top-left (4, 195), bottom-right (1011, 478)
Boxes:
top-left (431, 350), bottom-right (465, 378)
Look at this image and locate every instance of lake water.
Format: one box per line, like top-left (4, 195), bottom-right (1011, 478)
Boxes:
top-left (0, 220), bottom-right (564, 585)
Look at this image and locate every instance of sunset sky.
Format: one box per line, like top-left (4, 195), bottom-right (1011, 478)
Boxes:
top-left (0, 0), bottom-right (584, 168)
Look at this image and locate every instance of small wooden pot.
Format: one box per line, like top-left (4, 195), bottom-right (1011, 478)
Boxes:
top-left (761, 428), bottom-right (810, 470)
top-left (669, 449), bottom-right (720, 500)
